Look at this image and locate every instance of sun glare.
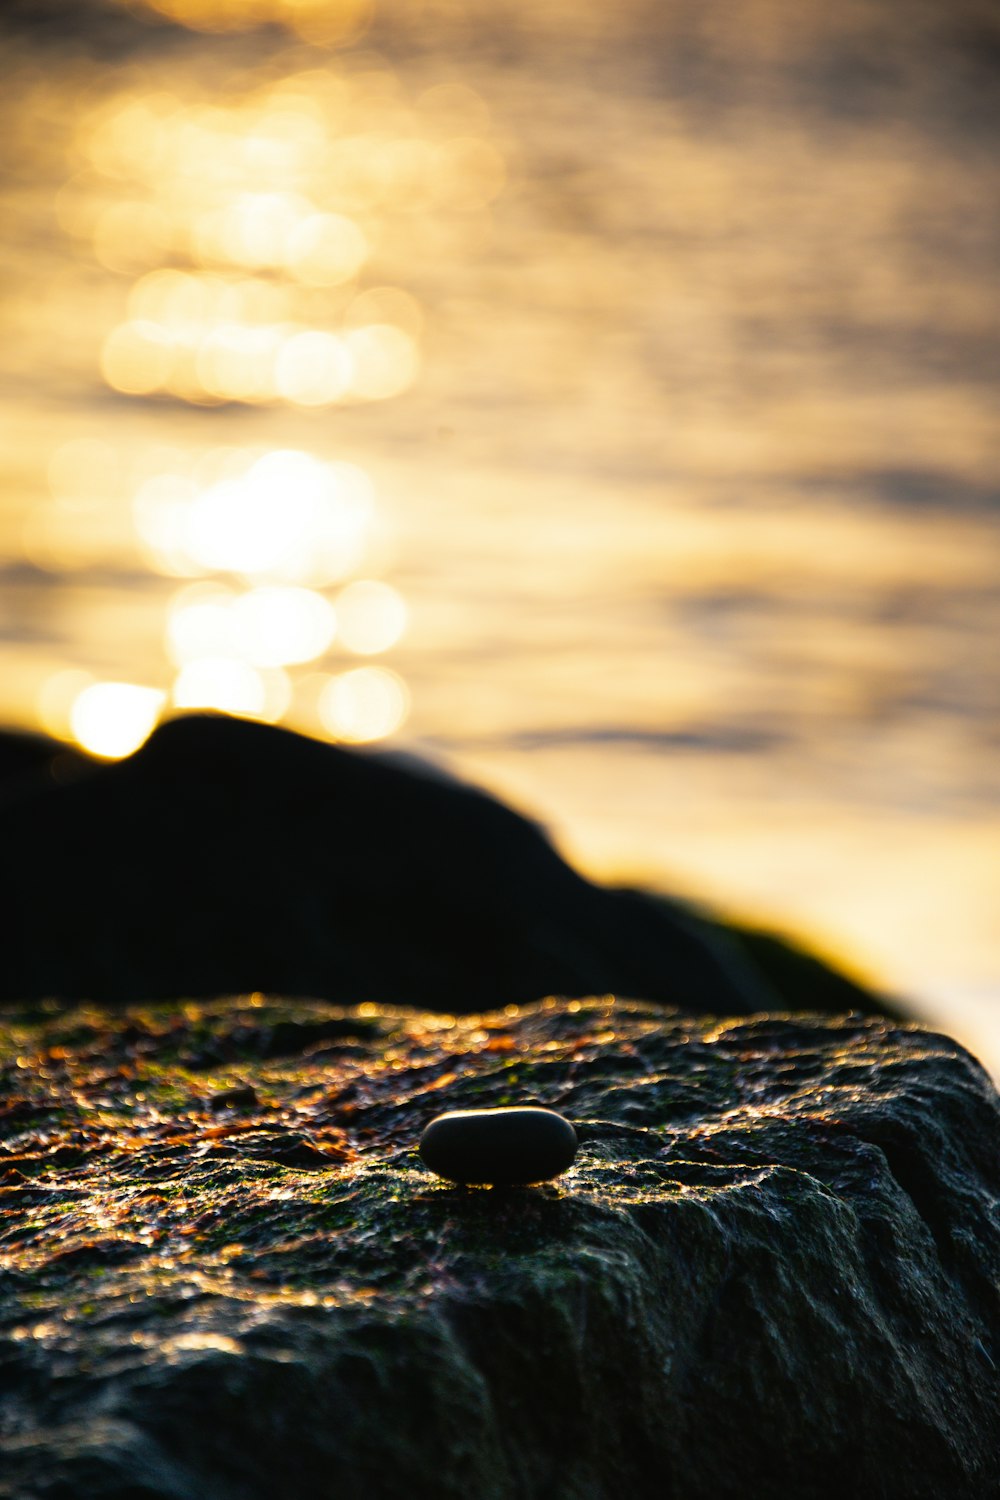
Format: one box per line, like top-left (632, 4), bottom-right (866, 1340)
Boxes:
top-left (25, 22), bottom-right (500, 754)
top-left (172, 657), bottom-right (272, 717)
top-left (69, 682), bottom-right (165, 759)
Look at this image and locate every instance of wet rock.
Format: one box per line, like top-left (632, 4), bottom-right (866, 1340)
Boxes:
top-left (0, 716), bottom-right (896, 1017)
top-left (0, 995), bottom-right (998, 1499)
top-left (208, 1085), bottom-right (258, 1112)
top-left (420, 1106), bottom-right (578, 1185)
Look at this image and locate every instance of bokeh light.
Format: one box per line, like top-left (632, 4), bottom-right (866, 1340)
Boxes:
top-left (100, 310), bottom-right (419, 407)
top-left (167, 583), bottom-right (337, 668)
top-left (69, 682), bottom-right (165, 759)
top-left (173, 657), bottom-right (275, 718)
top-left (318, 666), bottom-right (409, 743)
top-left (285, 213), bottom-right (368, 285)
top-left (229, 587), bottom-right (337, 667)
top-left (335, 580), bottom-right (407, 655)
top-left (343, 324), bottom-right (419, 401)
top-left (275, 331), bottom-right (353, 405)
top-left (165, 584), bottom-right (237, 663)
top-left (67, 70), bottom-right (513, 411)
top-left (133, 450), bottom-right (375, 584)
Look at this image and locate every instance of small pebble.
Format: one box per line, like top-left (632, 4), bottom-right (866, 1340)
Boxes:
top-left (419, 1106), bottom-right (577, 1186)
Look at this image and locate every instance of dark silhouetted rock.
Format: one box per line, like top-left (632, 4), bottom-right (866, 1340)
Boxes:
top-left (420, 1105), bottom-right (578, 1184)
top-left (0, 995), bottom-right (997, 1498)
top-left (0, 728), bottom-right (93, 810)
top-left (0, 715), bottom-right (896, 1017)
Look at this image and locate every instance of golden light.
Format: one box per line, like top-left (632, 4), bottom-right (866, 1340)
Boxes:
top-left (37, 669), bottom-right (96, 741)
top-left (84, 94), bottom-right (178, 179)
top-left (185, 476), bottom-right (285, 575)
top-left (318, 666), bottom-right (409, 743)
top-left (216, 192), bottom-right (311, 269)
top-left (343, 285), bottom-right (424, 338)
top-left (335, 579), bottom-right (407, 655)
top-left (284, 212), bottom-right (368, 285)
top-left (130, 451), bottom-right (376, 583)
top-left (70, 682), bottom-right (165, 760)
top-left (184, 450), bottom-right (340, 578)
top-left (49, 439), bottom-right (119, 500)
top-left (196, 323), bottom-right (283, 403)
top-left (282, 0), bottom-right (373, 46)
top-left (102, 279), bottom-right (418, 407)
top-left (165, 583), bottom-right (237, 664)
top-left (379, 138), bottom-right (440, 211)
top-left (344, 324), bottom-right (419, 400)
top-left (92, 202), bottom-right (172, 274)
top-left (128, 268), bottom-right (213, 327)
top-left (172, 657), bottom-right (268, 716)
top-left (100, 321), bottom-right (173, 396)
top-left (437, 137), bottom-right (506, 209)
top-left (167, 580), bottom-right (337, 673)
top-left (310, 461), bottom-right (376, 581)
top-left (229, 586), bottom-right (337, 666)
top-left (416, 82), bottom-right (492, 134)
top-left (275, 330), bottom-right (353, 404)
top-left (133, 472), bottom-right (201, 576)
top-left (26, 440), bottom-right (127, 570)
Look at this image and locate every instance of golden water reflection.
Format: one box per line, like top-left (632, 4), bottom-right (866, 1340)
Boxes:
top-left (33, 439), bottom-right (409, 751)
top-left (69, 682), bottom-right (167, 760)
top-left (101, 289), bottom-right (419, 407)
top-left (62, 67), bottom-right (504, 412)
top-left (172, 657), bottom-right (290, 720)
top-left (133, 449), bottom-right (375, 583)
top-left (317, 665), bottom-right (409, 743)
top-left (167, 584), bottom-right (338, 668)
top-left (120, 0), bottom-right (374, 45)
top-left (2, 3), bottom-right (998, 1058)
top-left (22, 38), bottom-right (509, 752)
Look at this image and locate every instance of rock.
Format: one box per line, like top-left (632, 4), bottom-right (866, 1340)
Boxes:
top-left (0, 727), bottom-right (92, 810)
top-left (1, 994), bottom-right (998, 1498)
top-left (420, 1106), bottom-right (578, 1185)
top-left (208, 1084), bottom-right (258, 1112)
top-left (0, 716), bottom-right (898, 1018)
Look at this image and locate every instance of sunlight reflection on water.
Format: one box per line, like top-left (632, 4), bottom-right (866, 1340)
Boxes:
top-left (0, 0), bottom-right (998, 1060)
top-left (19, 27), bottom-right (510, 753)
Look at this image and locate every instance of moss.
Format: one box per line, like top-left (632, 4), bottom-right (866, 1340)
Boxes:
top-left (1, 996), bottom-right (998, 1498)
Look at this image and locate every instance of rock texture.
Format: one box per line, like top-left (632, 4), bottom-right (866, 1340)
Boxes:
top-left (0, 715), bottom-right (892, 1018)
top-left (1, 995), bottom-right (998, 1499)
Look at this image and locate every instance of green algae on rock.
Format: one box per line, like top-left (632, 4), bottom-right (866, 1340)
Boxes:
top-left (1, 995), bottom-right (999, 1498)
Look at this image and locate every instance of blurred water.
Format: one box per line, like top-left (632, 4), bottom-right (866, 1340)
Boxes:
top-left (1, 0), bottom-right (998, 1060)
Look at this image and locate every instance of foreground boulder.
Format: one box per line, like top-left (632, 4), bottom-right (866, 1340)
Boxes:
top-left (0, 715), bottom-right (890, 1017)
top-left (1, 995), bottom-right (997, 1498)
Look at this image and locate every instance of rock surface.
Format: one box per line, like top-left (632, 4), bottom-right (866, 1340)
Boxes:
top-left (1, 995), bottom-right (998, 1498)
top-left (0, 715), bottom-right (894, 1018)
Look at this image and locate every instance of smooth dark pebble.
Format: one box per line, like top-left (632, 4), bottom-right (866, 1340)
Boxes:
top-left (419, 1106), bottom-right (578, 1186)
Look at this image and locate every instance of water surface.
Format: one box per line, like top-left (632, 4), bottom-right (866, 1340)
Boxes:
top-left (1, 0), bottom-right (998, 1060)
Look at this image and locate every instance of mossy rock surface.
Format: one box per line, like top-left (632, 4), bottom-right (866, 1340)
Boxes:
top-left (2, 996), bottom-right (998, 1498)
